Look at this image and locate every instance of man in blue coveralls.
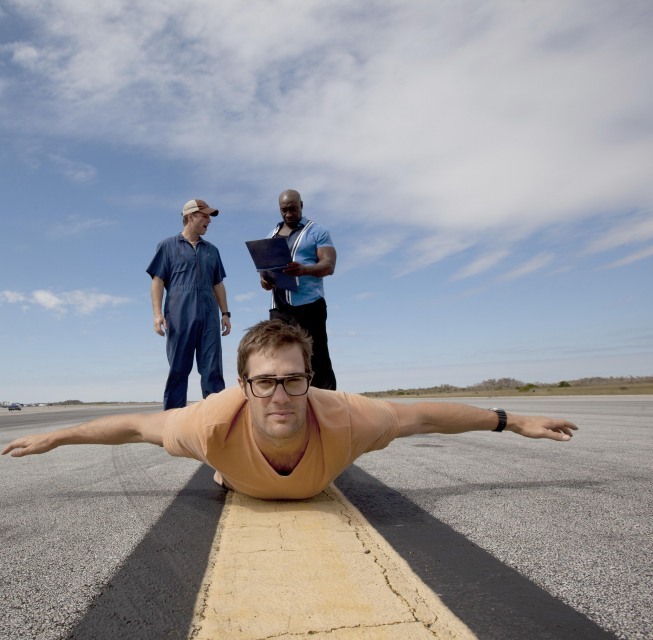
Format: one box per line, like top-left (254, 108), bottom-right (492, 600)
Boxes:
top-left (261, 189), bottom-right (337, 390)
top-left (147, 198), bottom-right (231, 410)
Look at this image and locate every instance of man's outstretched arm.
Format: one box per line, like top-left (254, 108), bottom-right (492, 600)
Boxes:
top-left (1, 412), bottom-right (166, 458)
top-left (390, 401), bottom-right (578, 441)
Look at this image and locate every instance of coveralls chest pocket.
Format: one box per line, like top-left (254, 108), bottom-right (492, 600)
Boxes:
top-left (172, 259), bottom-right (191, 274)
top-left (169, 252), bottom-right (197, 293)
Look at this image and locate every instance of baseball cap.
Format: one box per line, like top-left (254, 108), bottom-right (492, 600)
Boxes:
top-left (182, 199), bottom-right (219, 217)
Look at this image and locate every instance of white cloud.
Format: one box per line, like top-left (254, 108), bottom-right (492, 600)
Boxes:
top-left (353, 292), bottom-right (377, 301)
top-left (234, 292), bottom-right (257, 302)
top-left (0, 290), bottom-right (27, 304)
top-left (58, 290), bottom-right (131, 314)
top-left (48, 153), bottom-right (97, 183)
top-left (50, 215), bottom-right (117, 238)
top-left (584, 211), bottom-right (653, 254)
top-left (32, 289), bottom-right (65, 311)
top-left (9, 43), bottom-right (40, 69)
top-left (2, 1), bottom-right (653, 271)
top-left (452, 249), bottom-right (510, 281)
top-left (11, 143), bottom-right (98, 183)
top-left (396, 234), bottom-right (472, 276)
top-left (600, 245), bottom-right (653, 270)
top-left (0, 289), bottom-right (131, 315)
top-left (500, 253), bottom-right (555, 281)
top-left (338, 231), bottom-right (409, 274)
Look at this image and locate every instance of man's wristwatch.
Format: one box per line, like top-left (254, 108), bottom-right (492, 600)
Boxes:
top-left (222, 311), bottom-right (231, 318)
top-left (490, 408), bottom-right (507, 432)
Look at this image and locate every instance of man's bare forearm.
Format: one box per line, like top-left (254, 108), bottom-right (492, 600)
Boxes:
top-left (2, 412), bottom-right (165, 458)
top-left (391, 401), bottom-right (578, 441)
top-left (283, 246), bottom-right (337, 278)
top-left (151, 277), bottom-right (164, 315)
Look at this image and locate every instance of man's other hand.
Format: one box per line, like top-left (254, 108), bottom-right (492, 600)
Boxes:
top-left (510, 415), bottom-right (578, 441)
top-left (153, 313), bottom-right (167, 336)
top-left (282, 261), bottom-right (305, 276)
top-left (2, 433), bottom-right (56, 457)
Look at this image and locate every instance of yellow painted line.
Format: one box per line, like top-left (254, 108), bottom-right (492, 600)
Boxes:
top-left (189, 485), bottom-right (476, 639)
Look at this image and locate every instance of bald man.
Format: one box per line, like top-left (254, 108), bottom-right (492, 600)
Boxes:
top-left (260, 189), bottom-right (337, 390)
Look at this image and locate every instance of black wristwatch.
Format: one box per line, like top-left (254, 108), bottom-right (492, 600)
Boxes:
top-left (222, 311), bottom-right (231, 318)
top-left (490, 408), bottom-right (507, 432)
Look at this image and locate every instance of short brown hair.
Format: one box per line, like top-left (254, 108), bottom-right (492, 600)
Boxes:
top-left (237, 320), bottom-right (313, 378)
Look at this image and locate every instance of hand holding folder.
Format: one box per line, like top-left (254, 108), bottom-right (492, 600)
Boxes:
top-left (245, 238), bottom-right (299, 292)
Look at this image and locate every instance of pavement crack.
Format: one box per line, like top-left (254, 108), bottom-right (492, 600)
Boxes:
top-left (335, 501), bottom-right (427, 627)
top-left (260, 620), bottom-right (427, 638)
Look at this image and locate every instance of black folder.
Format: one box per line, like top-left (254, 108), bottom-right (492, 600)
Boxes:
top-left (245, 238), bottom-right (299, 292)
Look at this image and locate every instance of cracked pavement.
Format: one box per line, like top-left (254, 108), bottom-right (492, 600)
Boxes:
top-left (189, 486), bottom-right (474, 639)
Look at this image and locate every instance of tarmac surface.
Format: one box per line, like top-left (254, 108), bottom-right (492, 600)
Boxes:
top-left (1, 396), bottom-right (651, 639)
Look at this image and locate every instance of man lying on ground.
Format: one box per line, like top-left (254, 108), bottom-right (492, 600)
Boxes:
top-left (2, 320), bottom-right (578, 500)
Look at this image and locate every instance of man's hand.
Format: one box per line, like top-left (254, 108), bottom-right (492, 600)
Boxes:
top-left (2, 413), bottom-right (164, 459)
top-left (260, 274), bottom-right (274, 290)
top-left (282, 261), bottom-right (305, 276)
top-left (153, 312), bottom-right (167, 336)
top-left (221, 315), bottom-right (231, 336)
top-left (2, 433), bottom-right (57, 457)
top-left (509, 415), bottom-right (578, 441)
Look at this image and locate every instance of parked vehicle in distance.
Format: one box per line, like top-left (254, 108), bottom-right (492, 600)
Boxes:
top-left (7, 403), bottom-right (21, 411)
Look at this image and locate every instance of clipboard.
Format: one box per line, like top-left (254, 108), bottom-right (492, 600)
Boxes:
top-left (246, 238), bottom-right (299, 292)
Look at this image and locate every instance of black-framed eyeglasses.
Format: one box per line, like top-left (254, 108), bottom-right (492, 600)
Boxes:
top-left (245, 373), bottom-right (312, 398)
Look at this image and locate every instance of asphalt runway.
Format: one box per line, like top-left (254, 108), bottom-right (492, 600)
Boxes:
top-left (1, 397), bottom-right (651, 639)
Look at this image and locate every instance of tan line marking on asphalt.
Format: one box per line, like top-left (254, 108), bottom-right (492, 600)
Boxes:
top-left (189, 485), bottom-right (476, 639)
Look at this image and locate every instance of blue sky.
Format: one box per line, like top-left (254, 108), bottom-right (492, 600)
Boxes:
top-left (1, 1), bottom-right (652, 403)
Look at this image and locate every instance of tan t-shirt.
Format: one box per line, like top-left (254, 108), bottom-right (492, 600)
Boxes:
top-left (163, 386), bottom-right (400, 499)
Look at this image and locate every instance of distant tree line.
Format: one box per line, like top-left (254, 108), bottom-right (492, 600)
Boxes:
top-left (361, 375), bottom-right (653, 397)
top-left (47, 400), bottom-right (155, 406)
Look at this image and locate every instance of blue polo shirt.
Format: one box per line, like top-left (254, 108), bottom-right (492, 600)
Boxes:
top-left (268, 218), bottom-right (334, 306)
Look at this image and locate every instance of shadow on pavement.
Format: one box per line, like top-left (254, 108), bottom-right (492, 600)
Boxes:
top-left (336, 465), bottom-right (617, 640)
top-left (69, 465), bottom-right (225, 640)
